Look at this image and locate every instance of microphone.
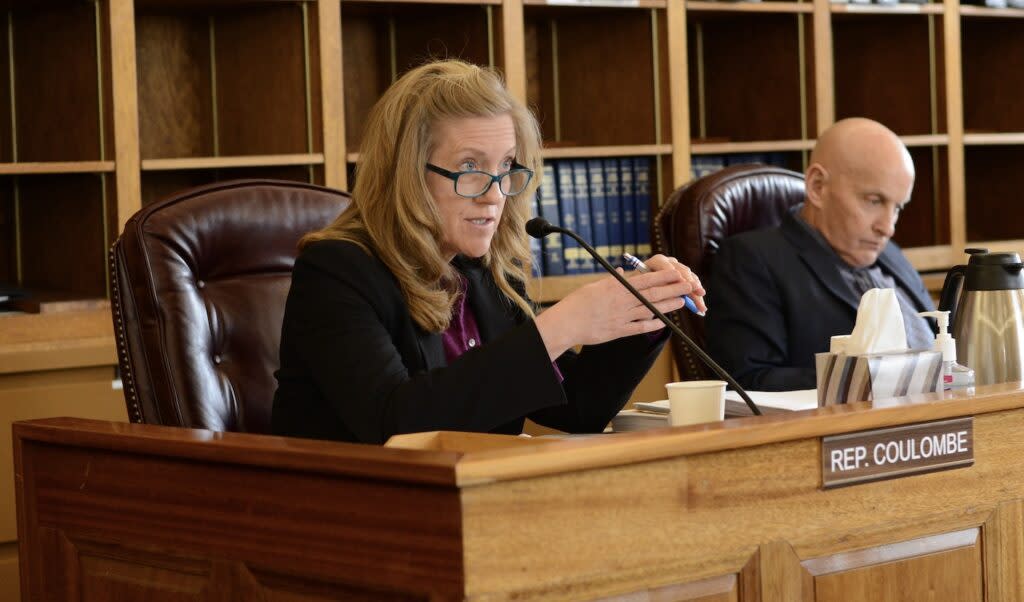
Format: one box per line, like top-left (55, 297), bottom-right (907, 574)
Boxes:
top-left (525, 217), bottom-right (762, 416)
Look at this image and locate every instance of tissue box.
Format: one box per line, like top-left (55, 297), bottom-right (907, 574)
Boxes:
top-left (815, 350), bottom-right (943, 406)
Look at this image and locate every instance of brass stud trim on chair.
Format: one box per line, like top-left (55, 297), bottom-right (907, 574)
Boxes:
top-left (110, 245), bottom-right (143, 424)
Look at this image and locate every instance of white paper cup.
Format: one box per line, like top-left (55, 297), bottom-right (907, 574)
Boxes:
top-left (665, 380), bottom-right (726, 426)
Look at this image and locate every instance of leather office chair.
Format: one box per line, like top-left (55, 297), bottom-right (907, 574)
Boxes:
top-left (110, 179), bottom-right (350, 433)
top-left (653, 164), bottom-right (805, 380)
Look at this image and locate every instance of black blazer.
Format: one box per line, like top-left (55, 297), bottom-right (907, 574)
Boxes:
top-left (704, 210), bottom-right (934, 391)
top-left (272, 240), bottom-right (666, 444)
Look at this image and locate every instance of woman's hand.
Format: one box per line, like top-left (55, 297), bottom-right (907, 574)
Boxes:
top-left (642, 254), bottom-right (706, 313)
top-left (534, 256), bottom-right (704, 360)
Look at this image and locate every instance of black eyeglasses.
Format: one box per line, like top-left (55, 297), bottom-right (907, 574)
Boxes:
top-left (425, 162), bottom-right (534, 199)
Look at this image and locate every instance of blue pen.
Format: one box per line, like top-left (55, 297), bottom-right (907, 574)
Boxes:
top-left (622, 253), bottom-right (705, 317)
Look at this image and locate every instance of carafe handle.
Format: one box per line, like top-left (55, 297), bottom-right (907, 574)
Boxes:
top-left (938, 265), bottom-right (967, 320)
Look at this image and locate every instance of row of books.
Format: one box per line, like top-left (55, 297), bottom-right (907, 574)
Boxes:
top-left (529, 157), bottom-right (653, 277)
top-left (691, 152), bottom-right (795, 179)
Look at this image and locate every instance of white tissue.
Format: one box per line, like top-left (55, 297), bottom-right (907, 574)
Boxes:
top-left (845, 288), bottom-right (908, 355)
top-left (830, 335), bottom-right (850, 354)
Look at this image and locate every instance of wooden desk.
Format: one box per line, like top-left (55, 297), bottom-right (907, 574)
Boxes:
top-left (0, 308), bottom-right (126, 601)
top-left (14, 384), bottom-right (1024, 600)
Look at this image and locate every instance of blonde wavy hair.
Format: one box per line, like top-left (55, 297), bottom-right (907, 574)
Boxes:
top-left (301, 59), bottom-right (543, 333)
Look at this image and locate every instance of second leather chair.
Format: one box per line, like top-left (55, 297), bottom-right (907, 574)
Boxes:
top-left (653, 164), bottom-right (805, 381)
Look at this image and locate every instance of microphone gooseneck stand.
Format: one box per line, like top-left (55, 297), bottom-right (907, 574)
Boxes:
top-left (526, 217), bottom-right (762, 416)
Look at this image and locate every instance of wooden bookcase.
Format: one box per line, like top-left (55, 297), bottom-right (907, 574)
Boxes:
top-left (6, 0), bottom-right (1018, 313)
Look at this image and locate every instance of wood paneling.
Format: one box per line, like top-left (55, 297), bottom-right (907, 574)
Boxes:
top-left (110, 0), bottom-right (142, 233)
top-left (961, 17), bottom-right (1024, 134)
top-left (16, 427), bottom-right (464, 599)
top-left (892, 145), bottom-right (950, 248)
top-left (964, 145), bottom-right (1024, 242)
top-left (16, 386), bottom-right (1024, 599)
top-left (317, 0), bottom-right (343, 189)
top-left (0, 542), bottom-right (17, 601)
top-left (759, 541), bottom-right (813, 602)
top-left (523, 14), bottom-right (555, 139)
top-left (596, 574), bottom-right (739, 602)
top-left (0, 181), bottom-right (14, 284)
top-left (689, 14), bottom-right (804, 143)
top-left (136, 10), bottom-right (213, 158)
top-left (833, 14), bottom-right (942, 136)
top-left (0, 374), bottom-right (124, 543)
top-left (340, 11), bottom-right (388, 151)
top-left (552, 9), bottom-right (657, 146)
top-left (140, 165), bottom-right (313, 206)
top-left (984, 501), bottom-right (1024, 600)
top-left (810, 529), bottom-right (982, 601)
top-left (16, 174), bottom-right (106, 297)
top-left (392, 7), bottom-right (490, 75)
top-left (14, 3), bottom-right (101, 162)
top-left (215, 5), bottom-right (309, 156)
top-left (340, 3), bottom-right (491, 152)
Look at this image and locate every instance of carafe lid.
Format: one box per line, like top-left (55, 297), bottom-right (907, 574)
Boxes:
top-left (964, 248), bottom-right (1024, 291)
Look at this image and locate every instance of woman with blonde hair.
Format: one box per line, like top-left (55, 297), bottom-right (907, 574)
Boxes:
top-left (272, 59), bottom-right (704, 444)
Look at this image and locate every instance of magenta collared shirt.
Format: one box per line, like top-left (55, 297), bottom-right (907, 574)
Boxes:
top-left (441, 277), bottom-right (564, 382)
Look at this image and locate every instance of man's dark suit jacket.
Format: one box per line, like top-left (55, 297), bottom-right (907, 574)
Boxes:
top-left (704, 210), bottom-right (934, 392)
top-left (272, 239), bottom-right (665, 444)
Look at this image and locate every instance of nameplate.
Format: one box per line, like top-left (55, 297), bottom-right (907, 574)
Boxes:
top-left (821, 417), bottom-right (973, 489)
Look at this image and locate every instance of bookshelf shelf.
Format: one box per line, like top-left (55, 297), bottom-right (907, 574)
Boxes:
top-left (526, 273), bottom-right (604, 304)
top-left (540, 145), bottom-right (673, 159)
top-left (687, 1), bottom-right (813, 13)
top-left (963, 133), bottom-right (1024, 145)
top-left (141, 154), bottom-right (325, 171)
top-left (0, 162), bottom-right (116, 175)
top-left (691, 140), bottom-right (815, 154)
top-left (830, 3), bottom-right (944, 15)
top-left (347, 0), bottom-right (503, 5)
top-left (965, 239), bottom-right (1024, 255)
top-left (959, 5), bottom-right (1024, 17)
top-left (524, 0), bottom-right (666, 7)
top-left (903, 245), bottom-right (955, 271)
top-left (901, 134), bottom-right (950, 147)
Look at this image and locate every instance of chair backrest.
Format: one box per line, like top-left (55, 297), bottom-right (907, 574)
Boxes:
top-left (653, 164), bottom-right (805, 381)
top-left (111, 179), bottom-right (350, 432)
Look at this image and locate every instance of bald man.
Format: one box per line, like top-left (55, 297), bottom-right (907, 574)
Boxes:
top-left (704, 118), bottom-right (935, 391)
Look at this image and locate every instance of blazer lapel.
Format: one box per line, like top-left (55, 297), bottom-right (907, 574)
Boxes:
top-left (416, 330), bottom-right (446, 370)
top-left (878, 244), bottom-right (931, 311)
top-left (414, 257), bottom-right (518, 371)
top-left (455, 256), bottom-right (518, 344)
top-left (780, 212), bottom-right (861, 312)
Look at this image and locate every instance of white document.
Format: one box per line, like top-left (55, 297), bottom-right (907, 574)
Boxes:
top-left (634, 389), bottom-right (818, 416)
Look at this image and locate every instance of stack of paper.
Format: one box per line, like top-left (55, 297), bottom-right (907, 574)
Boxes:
top-left (611, 410), bottom-right (668, 433)
top-left (616, 389), bottom-right (819, 432)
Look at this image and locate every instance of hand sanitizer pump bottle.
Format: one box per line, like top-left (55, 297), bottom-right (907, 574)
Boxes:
top-left (919, 310), bottom-right (975, 390)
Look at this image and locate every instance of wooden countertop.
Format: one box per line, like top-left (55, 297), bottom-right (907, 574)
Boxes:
top-left (0, 308), bottom-right (116, 374)
top-left (15, 382), bottom-right (1024, 488)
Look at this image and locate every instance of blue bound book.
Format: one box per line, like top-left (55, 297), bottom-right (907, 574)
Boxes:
top-left (603, 158), bottom-right (624, 269)
top-left (555, 161), bottom-right (580, 275)
top-left (538, 162), bottom-right (565, 276)
top-left (528, 189), bottom-right (543, 277)
top-left (634, 157), bottom-right (652, 259)
top-left (586, 159), bottom-right (610, 270)
top-left (571, 159), bottom-right (595, 272)
top-left (619, 157), bottom-right (637, 258)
